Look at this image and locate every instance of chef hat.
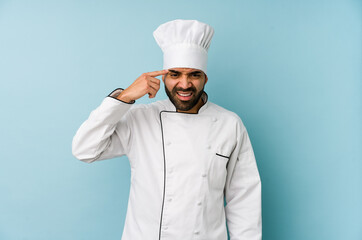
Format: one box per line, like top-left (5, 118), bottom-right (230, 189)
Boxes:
top-left (153, 19), bottom-right (214, 74)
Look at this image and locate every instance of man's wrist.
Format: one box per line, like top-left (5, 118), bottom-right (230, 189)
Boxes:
top-left (116, 91), bottom-right (133, 103)
top-left (107, 88), bottom-right (135, 104)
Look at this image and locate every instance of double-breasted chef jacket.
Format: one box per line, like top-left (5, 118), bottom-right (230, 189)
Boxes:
top-left (72, 88), bottom-right (262, 240)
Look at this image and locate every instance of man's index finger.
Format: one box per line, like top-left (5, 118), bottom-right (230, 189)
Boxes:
top-left (146, 69), bottom-right (169, 77)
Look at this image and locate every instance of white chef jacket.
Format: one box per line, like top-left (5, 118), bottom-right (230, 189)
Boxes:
top-left (72, 89), bottom-right (262, 240)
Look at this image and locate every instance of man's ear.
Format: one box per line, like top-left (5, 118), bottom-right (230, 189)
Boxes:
top-left (162, 74), bottom-right (165, 83)
top-left (204, 73), bottom-right (208, 84)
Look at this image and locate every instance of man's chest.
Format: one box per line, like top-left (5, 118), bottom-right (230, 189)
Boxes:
top-left (128, 112), bottom-right (237, 176)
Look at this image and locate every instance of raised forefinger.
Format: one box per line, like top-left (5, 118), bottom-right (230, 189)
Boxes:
top-left (146, 69), bottom-right (169, 77)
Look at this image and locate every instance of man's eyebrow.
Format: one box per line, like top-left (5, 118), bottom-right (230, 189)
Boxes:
top-left (188, 71), bottom-right (202, 74)
top-left (168, 70), bottom-right (202, 75)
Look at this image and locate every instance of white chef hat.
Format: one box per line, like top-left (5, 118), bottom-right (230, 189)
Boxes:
top-left (153, 19), bottom-right (214, 74)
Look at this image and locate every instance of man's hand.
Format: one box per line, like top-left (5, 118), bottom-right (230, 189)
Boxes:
top-left (117, 69), bottom-right (168, 103)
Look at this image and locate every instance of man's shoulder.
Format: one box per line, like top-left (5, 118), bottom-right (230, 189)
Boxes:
top-left (208, 102), bottom-right (241, 120)
top-left (207, 101), bottom-right (246, 128)
top-left (128, 99), bottom-right (169, 114)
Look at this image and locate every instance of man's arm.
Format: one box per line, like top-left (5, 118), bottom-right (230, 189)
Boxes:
top-left (224, 119), bottom-right (262, 240)
top-left (72, 69), bottom-right (168, 163)
top-left (71, 89), bottom-right (134, 163)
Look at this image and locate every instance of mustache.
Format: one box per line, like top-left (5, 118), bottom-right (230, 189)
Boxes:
top-left (172, 87), bottom-right (196, 93)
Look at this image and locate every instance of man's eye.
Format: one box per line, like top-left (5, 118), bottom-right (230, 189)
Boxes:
top-left (192, 74), bottom-right (201, 78)
top-left (170, 74), bottom-right (178, 77)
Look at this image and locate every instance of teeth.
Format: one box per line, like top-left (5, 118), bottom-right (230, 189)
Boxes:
top-left (178, 92), bottom-right (192, 97)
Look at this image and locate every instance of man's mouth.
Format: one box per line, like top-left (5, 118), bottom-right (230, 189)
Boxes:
top-left (176, 91), bottom-right (193, 101)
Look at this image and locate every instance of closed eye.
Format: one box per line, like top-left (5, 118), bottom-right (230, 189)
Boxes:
top-left (169, 74), bottom-right (179, 78)
top-left (168, 70), bottom-right (180, 78)
top-left (189, 71), bottom-right (202, 78)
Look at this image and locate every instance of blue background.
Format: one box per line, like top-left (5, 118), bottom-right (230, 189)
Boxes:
top-left (0, 0), bottom-right (361, 239)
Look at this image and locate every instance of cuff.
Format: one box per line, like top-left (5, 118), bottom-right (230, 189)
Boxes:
top-left (107, 88), bottom-right (135, 104)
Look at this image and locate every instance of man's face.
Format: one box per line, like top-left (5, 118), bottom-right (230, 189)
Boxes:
top-left (162, 67), bottom-right (208, 112)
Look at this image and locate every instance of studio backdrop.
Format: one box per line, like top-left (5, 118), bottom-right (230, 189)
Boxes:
top-left (0, 0), bottom-right (361, 239)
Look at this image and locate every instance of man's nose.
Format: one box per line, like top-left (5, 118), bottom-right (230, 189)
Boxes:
top-left (178, 75), bottom-right (192, 89)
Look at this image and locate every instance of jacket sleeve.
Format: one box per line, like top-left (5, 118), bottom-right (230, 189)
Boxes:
top-left (224, 119), bottom-right (262, 240)
top-left (72, 89), bottom-right (135, 163)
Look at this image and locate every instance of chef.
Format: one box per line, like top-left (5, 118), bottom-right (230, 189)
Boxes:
top-left (72, 19), bottom-right (262, 240)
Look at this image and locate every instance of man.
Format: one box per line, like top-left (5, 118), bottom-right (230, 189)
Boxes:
top-left (72, 19), bottom-right (262, 240)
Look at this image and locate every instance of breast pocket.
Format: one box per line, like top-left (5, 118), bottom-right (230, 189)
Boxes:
top-left (209, 153), bottom-right (229, 190)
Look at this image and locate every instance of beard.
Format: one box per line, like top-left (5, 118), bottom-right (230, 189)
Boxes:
top-left (165, 85), bottom-right (205, 112)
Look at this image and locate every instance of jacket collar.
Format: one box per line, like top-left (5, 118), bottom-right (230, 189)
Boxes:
top-left (163, 91), bottom-right (209, 114)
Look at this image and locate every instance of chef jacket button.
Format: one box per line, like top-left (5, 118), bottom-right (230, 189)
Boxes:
top-left (166, 141), bottom-right (171, 146)
top-left (212, 117), bottom-right (217, 122)
top-left (201, 173), bottom-right (207, 177)
top-left (168, 168), bottom-right (173, 174)
top-left (206, 145), bottom-right (211, 149)
top-left (163, 226), bottom-right (168, 230)
top-left (197, 201), bottom-right (202, 206)
top-left (168, 198), bottom-right (172, 202)
top-left (194, 230), bottom-right (200, 234)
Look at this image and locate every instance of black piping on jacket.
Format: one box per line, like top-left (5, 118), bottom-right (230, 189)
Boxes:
top-left (158, 110), bottom-right (202, 240)
top-left (158, 92), bottom-right (209, 240)
top-left (158, 110), bottom-right (167, 240)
